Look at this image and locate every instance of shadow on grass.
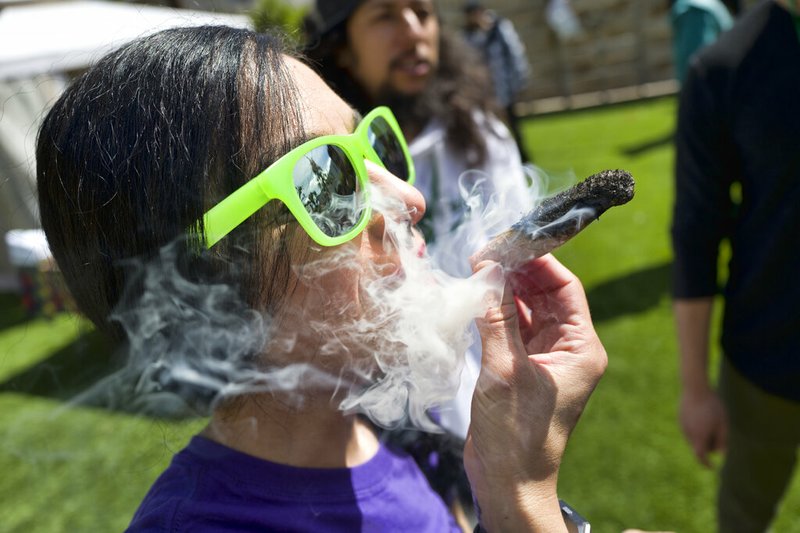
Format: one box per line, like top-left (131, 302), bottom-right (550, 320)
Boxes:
top-left (587, 261), bottom-right (672, 323)
top-left (620, 130), bottom-right (674, 157)
top-left (0, 328), bottom-right (122, 402)
top-left (0, 328), bottom-right (204, 420)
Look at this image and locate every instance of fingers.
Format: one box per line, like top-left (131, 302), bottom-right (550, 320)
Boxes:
top-left (705, 420), bottom-right (728, 467)
top-left (693, 440), bottom-right (712, 468)
top-left (679, 393), bottom-right (728, 469)
top-left (509, 254), bottom-right (592, 325)
top-left (472, 261), bottom-right (528, 370)
top-left (472, 256), bottom-right (598, 366)
top-left (509, 254), bottom-right (574, 295)
top-left (683, 422), bottom-right (712, 467)
top-left (687, 423), bottom-right (726, 468)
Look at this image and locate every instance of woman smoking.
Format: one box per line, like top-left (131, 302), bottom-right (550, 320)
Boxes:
top-left (36, 26), bottom-right (606, 532)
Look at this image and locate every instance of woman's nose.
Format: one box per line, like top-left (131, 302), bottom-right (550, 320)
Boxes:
top-left (365, 160), bottom-right (426, 225)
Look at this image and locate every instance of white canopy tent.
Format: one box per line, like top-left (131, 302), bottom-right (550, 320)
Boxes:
top-left (0, 1), bottom-right (252, 287)
top-left (0, 0), bottom-right (252, 81)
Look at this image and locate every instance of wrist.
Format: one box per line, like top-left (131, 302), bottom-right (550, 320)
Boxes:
top-left (474, 480), bottom-right (566, 533)
top-left (681, 380), bottom-right (714, 399)
top-left (679, 364), bottom-right (712, 396)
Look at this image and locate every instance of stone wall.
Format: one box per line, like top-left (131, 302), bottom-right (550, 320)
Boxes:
top-left (438, 0), bottom-right (677, 112)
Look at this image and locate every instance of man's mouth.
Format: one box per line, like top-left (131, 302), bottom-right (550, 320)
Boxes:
top-left (391, 54), bottom-right (432, 77)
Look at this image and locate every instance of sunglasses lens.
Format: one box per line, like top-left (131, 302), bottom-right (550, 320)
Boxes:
top-left (367, 116), bottom-right (410, 182)
top-left (293, 145), bottom-right (366, 238)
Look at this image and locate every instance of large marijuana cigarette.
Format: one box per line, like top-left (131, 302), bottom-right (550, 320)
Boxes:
top-left (472, 169), bottom-right (635, 271)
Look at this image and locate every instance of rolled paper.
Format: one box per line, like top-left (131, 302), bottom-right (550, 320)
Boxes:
top-left (471, 169), bottom-right (635, 271)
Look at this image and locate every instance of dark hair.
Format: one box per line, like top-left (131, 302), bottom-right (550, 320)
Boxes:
top-left (36, 26), bottom-right (306, 339)
top-left (311, 0), bottom-right (364, 36)
top-left (463, 0), bottom-right (485, 13)
top-left (304, 17), bottom-right (497, 167)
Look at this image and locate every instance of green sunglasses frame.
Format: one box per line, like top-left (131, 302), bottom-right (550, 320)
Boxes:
top-left (202, 106), bottom-right (415, 248)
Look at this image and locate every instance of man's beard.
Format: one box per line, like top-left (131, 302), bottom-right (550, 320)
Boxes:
top-left (372, 80), bottom-right (442, 139)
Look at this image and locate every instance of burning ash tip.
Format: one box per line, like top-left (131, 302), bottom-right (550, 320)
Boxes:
top-left (581, 169), bottom-right (636, 206)
top-left (530, 168), bottom-right (635, 224)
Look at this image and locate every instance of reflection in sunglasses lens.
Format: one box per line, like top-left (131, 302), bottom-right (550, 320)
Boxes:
top-left (293, 145), bottom-right (365, 237)
top-left (368, 117), bottom-right (409, 182)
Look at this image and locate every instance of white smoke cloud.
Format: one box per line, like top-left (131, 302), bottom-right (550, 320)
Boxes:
top-left (100, 182), bottom-right (507, 430)
top-left (94, 164), bottom-right (584, 431)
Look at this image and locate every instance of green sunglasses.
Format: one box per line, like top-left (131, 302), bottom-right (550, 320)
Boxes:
top-left (202, 106), bottom-right (416, 248)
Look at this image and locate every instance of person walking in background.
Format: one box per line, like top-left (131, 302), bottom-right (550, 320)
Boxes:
top-left (671, 1), bottom-right (800, 531)
top-left (462, 1), bottom-right (532, 162)
top-left (668, 0), bottom-right (734, 83)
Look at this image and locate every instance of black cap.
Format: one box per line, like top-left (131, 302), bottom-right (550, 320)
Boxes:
top-left (463, 0), bottom-right (485, 12)
top-left (311, 0), bottom-right (365, 37)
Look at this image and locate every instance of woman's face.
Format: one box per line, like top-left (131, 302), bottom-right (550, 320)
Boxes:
top-left (275, 58), bottom-right (427, 358)
top-left (338, 0), bottom-right (439, 100)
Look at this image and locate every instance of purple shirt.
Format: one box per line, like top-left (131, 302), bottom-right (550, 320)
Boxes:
top-left (127, 436), bottom-right (461, 532)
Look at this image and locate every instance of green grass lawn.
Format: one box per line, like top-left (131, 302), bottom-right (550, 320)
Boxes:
top-left (525, 97), bottom-right (800, 532)
top-left (1, 96), bottom-right (798, 532)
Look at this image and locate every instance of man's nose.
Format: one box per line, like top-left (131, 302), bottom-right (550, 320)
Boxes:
top-left (398, 8), bottom-right (426, 39)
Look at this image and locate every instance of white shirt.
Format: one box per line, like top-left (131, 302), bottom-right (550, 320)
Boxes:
top-left (408, 112), bottom-right (532, 438)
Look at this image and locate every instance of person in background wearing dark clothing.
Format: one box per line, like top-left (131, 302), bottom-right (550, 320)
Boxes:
top-left (671, 1), bottom-right (800, 531)
top-left (462, 1), bottom-right (532, 162)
